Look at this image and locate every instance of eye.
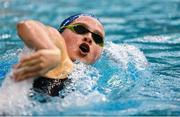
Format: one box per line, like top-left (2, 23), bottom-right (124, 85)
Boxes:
top-left (73, 25), bottom-right (89, 34)
top-left (92, 33), bottom-right (103, 44)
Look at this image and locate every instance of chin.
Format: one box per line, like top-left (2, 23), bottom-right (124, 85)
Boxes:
top-left (81, 58), bottom-right (96, 64)
top-left (71, 51), bottom-right (96, 64)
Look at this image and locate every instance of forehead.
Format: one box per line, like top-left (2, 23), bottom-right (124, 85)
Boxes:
top-left (71, 16), bottom-right (105, 36)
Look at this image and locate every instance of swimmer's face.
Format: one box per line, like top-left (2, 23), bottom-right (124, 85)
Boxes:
top-left (61, 16), bottom-right (105, 64)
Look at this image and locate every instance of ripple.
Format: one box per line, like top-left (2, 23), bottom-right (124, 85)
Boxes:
top-left (104, 42), bottom-right (148, 70)
top-left (102, 17), bottom-right (126, 24)
top-left (0, 34), bottom-right (11, 40)
top-left (143, 35), bottom-right (170, 42)
top-left (0, 0), bottom-right (180, 115)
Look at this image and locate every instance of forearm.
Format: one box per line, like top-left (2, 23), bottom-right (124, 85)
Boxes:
top-left (17, 20), bottom-right (57, 50)
top-left (14, 20), bottom-right (73, 80)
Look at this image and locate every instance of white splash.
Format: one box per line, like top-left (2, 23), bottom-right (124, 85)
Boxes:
top-left (142, 35), bottom-right (171, 42)
top-left (0, 46), bottom-right (36, 115)
top-left (58, 61), bottom-right (107, 108)
top-left (0, 73), bottom-right (34, 115)
top-left (0, 34), bottom-right (11, 40)
top-left (0, 42), bottom-right (148, 115)
top-left (104, 42), bottom-right (148, 70)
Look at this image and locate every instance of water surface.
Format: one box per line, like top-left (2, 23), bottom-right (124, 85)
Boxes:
top-left (0, 0), bottom-right (179, 115)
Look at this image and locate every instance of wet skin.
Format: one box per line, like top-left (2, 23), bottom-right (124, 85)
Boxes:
top-left (13, 16), bottom-right (105, 81)
top-left (61, 16), bottom-right (105, 64)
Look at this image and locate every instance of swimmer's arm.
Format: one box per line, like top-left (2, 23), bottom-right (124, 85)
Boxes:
top-left (16, 20), bottom-right (57, 50)
top-left (14, 20), bottom-right (61, 81)
top-left (45, 26), bottom-right (69, 60)
top-left (44, 26), bottom-right (73, 79)
top-left (14, 20), bottom-right (73, 81)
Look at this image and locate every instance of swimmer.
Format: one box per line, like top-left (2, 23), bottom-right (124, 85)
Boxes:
top-left (13, 13), bottom-right (105, 96)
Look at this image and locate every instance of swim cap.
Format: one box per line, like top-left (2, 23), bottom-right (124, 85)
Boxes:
top-left (58, 13), bottom-right (100, 33)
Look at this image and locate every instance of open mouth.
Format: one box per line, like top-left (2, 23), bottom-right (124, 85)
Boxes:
top-left (79, 43), bottom-right (90, 56)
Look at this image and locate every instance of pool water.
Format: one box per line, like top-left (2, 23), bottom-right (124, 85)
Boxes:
top-left (0, 0), bottom-right (180, 116)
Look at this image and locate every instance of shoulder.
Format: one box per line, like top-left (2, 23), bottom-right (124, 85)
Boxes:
top-left (46, 26), bottom-right (62, 37)
top-left (46, 26), bottom-right (65, 44)
top-left (45, 26), bottom-right (67, 53)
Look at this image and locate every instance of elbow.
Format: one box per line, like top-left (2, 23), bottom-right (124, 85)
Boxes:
top-left (16, 21), bottom-right (25, 37)
top-left (17, 20), bottom-right (34, 28)
top-left (16, 21), bottom-right (24, 36)
top-left (16, 20), bottom-right (35, 36)
top-left (16, 21), bottom-right (25, 29)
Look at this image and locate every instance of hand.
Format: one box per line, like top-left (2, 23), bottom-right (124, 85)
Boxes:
top-left (45, 57), bottom-right (73, 79)
top-left (13, 49), bottom-right (61, 81)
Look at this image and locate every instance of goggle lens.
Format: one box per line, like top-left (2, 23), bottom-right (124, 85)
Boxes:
top-left (62, 24), bottom-right (104, 47)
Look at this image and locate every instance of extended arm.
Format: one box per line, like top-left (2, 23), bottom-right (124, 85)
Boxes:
top-left (17, 20), bottom-right (58, 50)
top-left (14, 20), bottom-right (73, 81)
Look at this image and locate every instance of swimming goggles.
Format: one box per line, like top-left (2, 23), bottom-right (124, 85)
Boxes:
top-left (61, 24), bottom-right (104, 47)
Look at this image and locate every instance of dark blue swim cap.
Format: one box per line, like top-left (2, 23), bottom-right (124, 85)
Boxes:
top-left (58, 13), bottom-right (100, 33)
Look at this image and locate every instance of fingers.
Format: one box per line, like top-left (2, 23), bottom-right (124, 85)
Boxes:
top-left (18, 58), bottom-right (42, 69)
top-left (19, 53), bottom-right (41, 67)
top-left (13, 51), bottom-right (46, 81)
top-left (16, 54), bottom-right (42, 69)
top-left (14, 71), bottom-right (39, 81)
top-left (13, 64), bottom-right (19, 69)
top-left (20, 52), bottom-right (41, 63)
top-left (13, 65), bottom-right (43, 81)
top-left (12, 49), bottom-right (62, 81)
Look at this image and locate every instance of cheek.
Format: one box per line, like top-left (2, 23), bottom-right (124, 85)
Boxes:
top-left (90, 46), bottom-right (102, 61)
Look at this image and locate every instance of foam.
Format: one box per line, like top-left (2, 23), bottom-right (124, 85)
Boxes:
top-left (0, 75), bottom-right (34, 115)
top-left (0, 42), bottom-right (148, 115)
top-left (104, 42), bottom-right (148, 70)
top-left (0, 46), bottom-right (36, 115)
top-left (51, 62), bottom-right (105, 109)
top-left (142, 35), bottom-right (170, 42)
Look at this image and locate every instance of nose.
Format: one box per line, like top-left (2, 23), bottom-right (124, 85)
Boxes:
top-left (83, 33), bottom-right (92, 45)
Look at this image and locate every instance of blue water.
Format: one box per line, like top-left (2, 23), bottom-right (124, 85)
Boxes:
top-left (0, 0), bottom-right (180, 116)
